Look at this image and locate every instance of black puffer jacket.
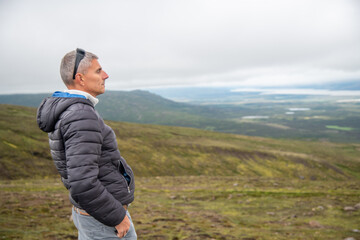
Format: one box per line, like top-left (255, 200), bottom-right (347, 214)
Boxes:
top-left (37, 94), bottom-right (135, 227)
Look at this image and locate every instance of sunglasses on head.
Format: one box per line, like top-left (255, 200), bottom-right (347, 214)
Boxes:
top-left (72, 48), bottom-right (86, 79)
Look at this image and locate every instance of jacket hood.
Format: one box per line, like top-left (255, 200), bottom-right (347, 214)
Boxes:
top-left (37, 93), bottom-right (93, 133)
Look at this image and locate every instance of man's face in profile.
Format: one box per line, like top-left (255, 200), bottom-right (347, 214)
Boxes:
top-left (81, 59), bottom-right (109, 97)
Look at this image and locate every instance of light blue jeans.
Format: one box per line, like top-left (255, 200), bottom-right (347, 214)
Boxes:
top-left (72, 208), bottom-right (137, 240)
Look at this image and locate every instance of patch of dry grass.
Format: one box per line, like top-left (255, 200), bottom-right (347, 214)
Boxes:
top-left (1, 177), bottom-right (359, 240)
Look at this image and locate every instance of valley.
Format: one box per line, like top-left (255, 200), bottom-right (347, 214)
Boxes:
top-left (1, 89), bottom-right (360, 143)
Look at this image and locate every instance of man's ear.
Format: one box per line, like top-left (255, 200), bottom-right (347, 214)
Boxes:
top-left (74, 73), bottom-right (85, 86)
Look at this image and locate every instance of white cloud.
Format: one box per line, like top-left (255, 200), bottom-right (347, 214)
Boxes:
top-left (0, 0), bottom-right (359, 93)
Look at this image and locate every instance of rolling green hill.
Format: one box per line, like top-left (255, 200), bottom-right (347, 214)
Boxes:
top-left (0, 93), bottom-right (50, 107)
top-left (1, 104), bottom-right (359, 180)
top-left (96, 90), bottom-right (256, 133)
top-left (1, 90), bottom-right (360, 143)
top-left (0, 91), bottom-right (254, 135)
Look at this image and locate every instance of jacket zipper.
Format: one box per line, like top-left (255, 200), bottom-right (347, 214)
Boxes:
top-left (118, 159), bottom-right (131, 193)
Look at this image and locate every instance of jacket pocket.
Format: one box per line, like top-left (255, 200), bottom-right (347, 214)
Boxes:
top-left (117, 157), bottom-right (134, 193)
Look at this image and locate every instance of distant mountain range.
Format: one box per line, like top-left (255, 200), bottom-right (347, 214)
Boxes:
top-left (0, 93), bottom-right (50, 108)
top-left (1, 87), bottom-right (360, 142)
top-left (0, 90), bottom-right (251, 133)
top-left (308, 80), bottom-right (360, 90)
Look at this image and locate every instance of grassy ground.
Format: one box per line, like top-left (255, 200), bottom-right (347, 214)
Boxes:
top-left (1, 176), bottom-right (359, 240)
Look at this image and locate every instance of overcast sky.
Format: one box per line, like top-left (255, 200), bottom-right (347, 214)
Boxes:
top-left (0, 0), bottom-right (359, 94)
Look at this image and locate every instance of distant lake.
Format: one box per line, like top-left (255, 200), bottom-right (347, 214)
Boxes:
top-left (288, 108), bottom-right (310, 111)
top-left (336, 99), bottom-right (360, 103)
top-left (242, 116), bottom-right (269, 119)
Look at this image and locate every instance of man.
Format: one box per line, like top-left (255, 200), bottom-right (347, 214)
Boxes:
top-left (37, 48), bottom-right (136, 239)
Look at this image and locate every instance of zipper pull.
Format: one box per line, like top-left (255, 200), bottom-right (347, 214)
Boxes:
top-left (127, 186), bottom-right (130, 193)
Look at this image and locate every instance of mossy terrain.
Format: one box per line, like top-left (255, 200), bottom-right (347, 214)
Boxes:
top-left (0, 177), bottom-right (359, 239)
top-left (0, 104), bottom-right (360, 239)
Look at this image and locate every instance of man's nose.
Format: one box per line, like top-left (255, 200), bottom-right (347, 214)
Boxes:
top-left (102, 71), bottom-right (109, 80)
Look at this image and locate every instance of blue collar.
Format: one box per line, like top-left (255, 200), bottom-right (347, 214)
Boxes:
top-left (52, 91), bottom-right (87, 99)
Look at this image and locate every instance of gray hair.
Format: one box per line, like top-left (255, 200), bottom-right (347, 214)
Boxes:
top-left (60, 49), bottom-right (98, 86)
